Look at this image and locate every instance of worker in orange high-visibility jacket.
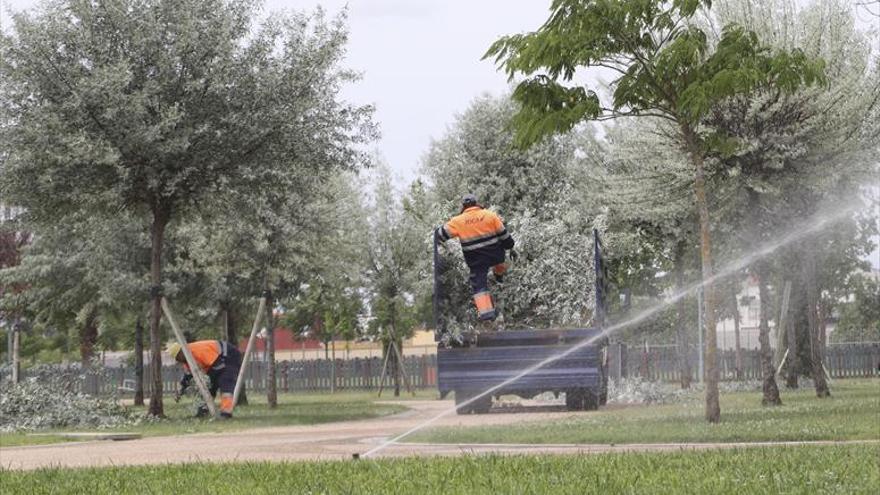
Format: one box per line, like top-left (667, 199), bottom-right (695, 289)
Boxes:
top-left (168, 340), bottom-right (241, 418)
top-left (435, 194), bottom-right (516, 322)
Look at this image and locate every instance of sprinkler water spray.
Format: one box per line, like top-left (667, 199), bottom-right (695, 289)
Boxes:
top-left (360, 201), bottom-right (860, 459)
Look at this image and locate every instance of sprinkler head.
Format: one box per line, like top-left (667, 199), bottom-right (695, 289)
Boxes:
top-left (352, 453), bottom-right (360, 460)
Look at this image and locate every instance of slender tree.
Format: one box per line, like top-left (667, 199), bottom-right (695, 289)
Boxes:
top-left (365, 165), bottom-right (424, 396)
top-left (485, 0), bottom-right (825, 422)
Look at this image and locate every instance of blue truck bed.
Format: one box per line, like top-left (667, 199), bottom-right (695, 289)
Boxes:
top-left (433, 230), bottom-right (610, 414)
top-left (437, 328), bottom-right (608, 414)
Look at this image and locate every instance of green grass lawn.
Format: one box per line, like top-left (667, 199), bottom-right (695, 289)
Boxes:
top-left (1, 445), bottom-right (876, 494)
top-left (0, 390), bottom-right (424, 448)
top-left (410, 379), bottom-right (880, 445)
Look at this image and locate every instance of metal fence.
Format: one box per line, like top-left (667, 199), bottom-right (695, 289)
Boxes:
top-left (3, 342), bottom-right (877, 395)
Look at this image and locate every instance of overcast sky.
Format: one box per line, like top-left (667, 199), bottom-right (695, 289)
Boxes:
top-left (278, 0), bottom-right (551, 182)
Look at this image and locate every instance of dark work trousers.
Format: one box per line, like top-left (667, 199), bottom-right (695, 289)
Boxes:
top-left (207, 342), bottom-right (242, 398)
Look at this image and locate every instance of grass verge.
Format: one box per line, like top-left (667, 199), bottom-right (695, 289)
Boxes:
top-left (0, 391), bottom-right (417, 447)
top-left (1, 445), bottom-right (876, 494)
top-left (411, 379), bottom-right (880, 444)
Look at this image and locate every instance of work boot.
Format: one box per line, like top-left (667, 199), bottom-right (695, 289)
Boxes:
top-left (219, 412), bottom-right (233, 420)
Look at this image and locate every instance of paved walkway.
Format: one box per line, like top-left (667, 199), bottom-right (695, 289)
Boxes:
top-left (1, 400), bottom-right (875, 470)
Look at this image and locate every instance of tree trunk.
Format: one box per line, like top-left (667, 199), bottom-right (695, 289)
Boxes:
top-left (674, 242), bottom-right (693, 389)
top-left (684, 125), bottom-right (720, 423)
top-left (802, 250), bottom-right (830, 397)
top-left (331, 338), bottom-right (337, 394)
top-left (7, 328), bottom-right (13, 367)
top-left (222, 306), bottom-right (230, 342)
top-left (391, 303), bottom-right (401, 397)
top-left (265, 292), bottom-right (278, 408)
top-left (756, 265), bottom-right (782, 406)
top-left (818, 301), bottom-right (828, 355)
top-left (79, 307), bottom-right (99, 367)
top-left (134, 316), bottom-right (145, 406)
top-left (729, 282), bottom-right (743, 380)
top-left (11, 327), bottom-right (20, 384)
top-left (148, 208), bottom-right (168, 417)
top-left (785, 273), bottom-right (802, 389)
top-left (224, 301), bottom-right (247, 405)
top-left (389, 341), bottom-right (400, 397)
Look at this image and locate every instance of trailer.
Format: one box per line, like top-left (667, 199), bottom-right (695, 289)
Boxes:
top-left (434, 230), bottom-right (610, 414)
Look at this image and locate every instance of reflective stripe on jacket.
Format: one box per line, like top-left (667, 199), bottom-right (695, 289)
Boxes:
top-left (438, 206), bottom-right (514, 267)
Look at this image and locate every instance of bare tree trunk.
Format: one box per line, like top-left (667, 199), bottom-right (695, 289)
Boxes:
top-left (729, 282), bottom-right (743, 380)
top-left (134, 316), bottom-right (145, 406)
top-left (331, 338), bottom-right (337, 394)
top-left (674, 242), bottom-right (692, 389)
top-left (684, 125), bottom-right (720, 423)
top-left (11, 327), bottom-right (20, 384)
top-left (390, 342), bottom-right (400, 398)
top-left (313, 313), bottom-right (326, 363)
top-left (785, 276), bottom-right (801, 389)
top-left (148, 208), bottom-right (168, 417)
top-left (7, 328), bottom-right (13, 367)
top-left (265, 291), bottom-right (277, 408)
top-left (818, 301), bottom-right (828, 355)
top-left (756, 265), bottom-right (782, 406)
top-left (802, 251), bottom-right (831, 397)
top-left (391, 304), bottom-right (401, 398)
top-left (79, 306), bottom-right (99, 367)
top-left (224, 302), bottom-right (247, 406)
top-left (222, 306), bottom-right (230, 342)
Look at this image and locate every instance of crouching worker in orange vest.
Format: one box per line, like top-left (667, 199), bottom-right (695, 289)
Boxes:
top-left (169, 340), bottom-right (242, 418)
top-left (435, 194), bottom-right (516, 323)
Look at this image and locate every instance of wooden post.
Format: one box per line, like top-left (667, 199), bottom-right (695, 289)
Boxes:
top-left (392, 339), bottom-right (415, 396)
top-left (376, 340), bottom-right (392, 397)
top-left (160, 298), bottom-right (217, 417)
top-left (775, 348), bottom-right (790, 377)
top-left (774, 281), bottom-right (792, 366)
top-left (233, 297), bottom-right (266, 409)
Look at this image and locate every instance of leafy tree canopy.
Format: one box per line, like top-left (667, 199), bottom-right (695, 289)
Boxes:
top-left (485, 0), bottom-right (826, 148)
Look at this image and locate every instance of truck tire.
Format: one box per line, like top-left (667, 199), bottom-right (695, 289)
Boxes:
top-left (565, 389), bottom-right (584, 411)
top-left (455, 389), bottom-right (492, 415)
top-left (583, 389), bottom-right (600, 411)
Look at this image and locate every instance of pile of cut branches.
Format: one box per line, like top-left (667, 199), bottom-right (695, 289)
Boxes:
top-left (0, 366), bottom-right (146, 432)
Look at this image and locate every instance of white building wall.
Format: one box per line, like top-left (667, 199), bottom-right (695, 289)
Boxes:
top-left (716, 276), bottom-right (778, 351)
